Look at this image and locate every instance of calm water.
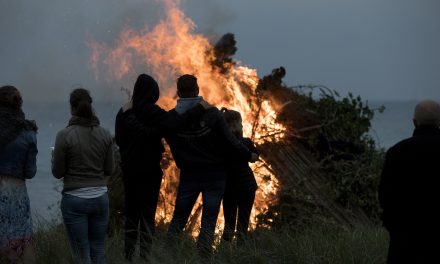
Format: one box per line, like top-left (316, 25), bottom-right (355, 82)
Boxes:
top-left (22, 100), bottom-right (417, 221)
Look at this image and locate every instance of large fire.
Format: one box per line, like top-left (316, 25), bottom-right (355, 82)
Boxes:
top-left (89, 0), bottom-right (285, 236)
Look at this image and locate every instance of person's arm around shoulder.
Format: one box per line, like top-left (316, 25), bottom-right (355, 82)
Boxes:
top-left (160, 100), bottom-right (210, 134)
top-left (119, 101), bottom-right (162, 139)
top-left (104, 131), bottom-right (115, 176)
top-left (52, 130), bottom-right (67, 179)
top-left (125, 110), bottom-right (161, 138)
top-left (24, 131), bottom-right (38, 179)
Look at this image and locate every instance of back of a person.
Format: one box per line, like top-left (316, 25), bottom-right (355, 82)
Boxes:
top-left (0, 130), bottom-right (37, 179)
top-left (115, 74), bottom-right (167, 174)
top-left (220, 109), bottom-right (258, 243)
top-left (379, 101), bottom-right (440, 264)
top-left (226, 137), bottom-right (258, 191)
top-left (59, 124), bottom-right (112, 183)
top-left (166, 75), bottom-right (254, 257)
top-left (167, 107), bottom-right (228, 173)
top-left (115, 106), bottom-right (164, 170)
top-left (387, 127), bottom-right (440, 225)
top-left (0, 85), bottom-right (38, 263)
top-left (114, 76), bottom-right (167, 260)
top-left (52, 88), bottom-right (114, 264)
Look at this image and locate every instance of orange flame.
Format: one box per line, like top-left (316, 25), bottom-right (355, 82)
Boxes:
top-left (89, 0), bottom-right (284, 235)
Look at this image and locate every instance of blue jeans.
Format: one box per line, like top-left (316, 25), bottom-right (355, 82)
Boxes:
top-left (61, 193), bottom-right (109, 264)
top-left (167, 172), bottom-right (225, 255)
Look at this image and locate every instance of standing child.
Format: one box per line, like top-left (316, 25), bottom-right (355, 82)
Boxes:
top-left (221, 108), bottom-right (259, 242)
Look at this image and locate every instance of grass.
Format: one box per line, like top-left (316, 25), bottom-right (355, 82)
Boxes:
top-left (33, 222), bottom-right (388, 264)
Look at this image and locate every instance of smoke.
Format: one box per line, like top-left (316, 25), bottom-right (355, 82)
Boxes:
top-left (183, 0), bottom-right (236, 40)
top-left (0, 0), bottom-right (163, 102)
top-left (5, 0), bottom-right (437, 102)
top-left (0, 0), bottom-right (237, 102)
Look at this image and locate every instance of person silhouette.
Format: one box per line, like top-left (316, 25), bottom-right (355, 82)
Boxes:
top-left (379, 100), bottom-right (440, 263)
top-left (0, 85), bottom-right (38, 264)
top-left (165, 74), bottom-right (258, 257)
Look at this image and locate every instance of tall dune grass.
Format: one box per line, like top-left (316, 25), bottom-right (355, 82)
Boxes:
top-left (33, 222), bottom-right (388, 264)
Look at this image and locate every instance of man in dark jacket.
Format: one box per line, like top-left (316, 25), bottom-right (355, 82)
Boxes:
top-left (114, 74), bottom-right (206, 261)
top-left (378, 100), bottom-right (440, 264)
top-left (165, 74), bottom-right (258, 257)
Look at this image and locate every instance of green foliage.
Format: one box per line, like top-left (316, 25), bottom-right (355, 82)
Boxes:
top-left (320, 146), bottom-right (385, 221)
top-left (305, 89), bottom-right (384, 146)
top-left (303, 88), bottom-right (385, 221)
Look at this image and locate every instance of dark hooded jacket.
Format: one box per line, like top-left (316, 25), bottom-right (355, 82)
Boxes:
top-left (165, 106), bottom-right (252, 180)
top-left (115, 74), bottom-right (204, 172)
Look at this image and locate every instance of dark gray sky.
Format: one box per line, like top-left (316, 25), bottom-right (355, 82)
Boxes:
top-left (1, 0), bottom-right (439, 102)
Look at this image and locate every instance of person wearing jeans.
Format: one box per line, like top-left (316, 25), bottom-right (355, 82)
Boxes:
top-left (167, 173), bottom-right (226, 253)
top-left (61, 194), bottom-right (109, 263)
top-left (52, 88), bottom-right (114, 264)
top-left (164, 75), bottom-right (258, 257)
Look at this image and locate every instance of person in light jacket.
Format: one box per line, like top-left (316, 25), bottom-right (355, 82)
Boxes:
top-left (52, 88), bottom-right (114, 264)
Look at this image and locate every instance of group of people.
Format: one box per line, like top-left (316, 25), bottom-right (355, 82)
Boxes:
top-left (115, 74), bottom-right (259, 261)
top-left (0, 73), bottom-right (259, 264)
top-left (2, 74), bottom-right (440, 264)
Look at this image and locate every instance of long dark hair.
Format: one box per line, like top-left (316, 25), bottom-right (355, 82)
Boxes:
top-left (0, 85), bottom-right (23, 110)
top-left (70, 88), bottom-right (93, 119)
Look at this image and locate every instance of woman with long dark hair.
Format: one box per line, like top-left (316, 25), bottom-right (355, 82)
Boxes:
top-left (52, 88), bottom-right (114, 264)
top-left (0, 85), bottom-right (37, 264)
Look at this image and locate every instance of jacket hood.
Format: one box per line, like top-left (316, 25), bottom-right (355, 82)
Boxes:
top-left (175, 96), bottom-right (203, 114)
top-left (132, 74), bottom-right (160, 114)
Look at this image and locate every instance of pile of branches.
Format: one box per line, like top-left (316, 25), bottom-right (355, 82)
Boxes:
top-left (213, 33), bottom-right (385, 228)
top-left (255, 67), bottom-right (385, 228)
top-left (108, 33), bottom-right (386, 231)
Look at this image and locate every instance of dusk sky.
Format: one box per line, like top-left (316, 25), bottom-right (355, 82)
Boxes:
top-left (1, 0), bottom-right (439, 102)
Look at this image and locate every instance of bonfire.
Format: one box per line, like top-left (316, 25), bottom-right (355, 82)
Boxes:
top-left (89, 0), bottom-right (375, 236)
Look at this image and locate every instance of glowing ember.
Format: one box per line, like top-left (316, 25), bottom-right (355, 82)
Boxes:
top-left (89, 0), bottom-right (285, 235)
